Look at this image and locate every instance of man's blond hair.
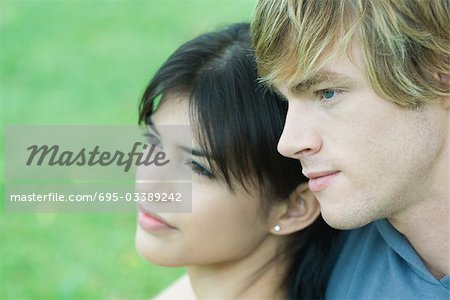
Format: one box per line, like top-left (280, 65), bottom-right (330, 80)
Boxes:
top-left (252, 0), bottom-right (449, 106)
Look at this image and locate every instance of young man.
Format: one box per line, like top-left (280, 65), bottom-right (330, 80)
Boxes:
top-left (252, 0), bottom-right (449, 298)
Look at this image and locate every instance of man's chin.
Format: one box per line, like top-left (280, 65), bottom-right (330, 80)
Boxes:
top-left (321, 209), bottom-right (374, 230)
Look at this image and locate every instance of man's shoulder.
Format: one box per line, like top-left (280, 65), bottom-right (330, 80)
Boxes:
top-left (326, 220), bottom-right (449, 299)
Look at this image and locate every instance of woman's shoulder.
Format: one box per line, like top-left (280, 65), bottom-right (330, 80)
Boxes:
top-left (152, 274), bottom-right (196, 300)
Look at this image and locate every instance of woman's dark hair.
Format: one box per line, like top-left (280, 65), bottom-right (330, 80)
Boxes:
top-left (139, 23), bottom-right (338, 299)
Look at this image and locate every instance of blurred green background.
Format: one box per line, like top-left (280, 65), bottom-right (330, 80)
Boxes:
top-left (0, 0), bottom-right (256, 298)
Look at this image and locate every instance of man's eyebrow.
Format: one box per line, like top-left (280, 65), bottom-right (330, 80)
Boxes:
top-left (291, 71), bottom-right (355, 92)
top-left (179, 146), bottom-right (210, 158)
top-left (266, 83), bottom-right (289, 101)
top-left (146, 116), bottom-right (161, 137)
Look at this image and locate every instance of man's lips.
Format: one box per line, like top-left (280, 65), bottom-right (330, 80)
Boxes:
top-left (303, 171), bottom-right (340, 192)
top-left (303, 170), bottom-right (340, 180)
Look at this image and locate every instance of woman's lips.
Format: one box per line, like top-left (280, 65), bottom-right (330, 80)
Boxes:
top-left (306, 171), bottom-right (340, 192)
top-left (137, 210), bottom-right (176, 233)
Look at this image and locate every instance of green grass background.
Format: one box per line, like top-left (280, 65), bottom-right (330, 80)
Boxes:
top-left (0, 0), bottom-right (256, 298)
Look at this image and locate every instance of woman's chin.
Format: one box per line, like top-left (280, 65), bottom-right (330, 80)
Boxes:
top-left (135, 226), bottom-right (183, 267)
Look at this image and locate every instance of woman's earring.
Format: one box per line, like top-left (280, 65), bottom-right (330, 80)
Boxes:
top-left (274, 225), bottom-right (281, 232)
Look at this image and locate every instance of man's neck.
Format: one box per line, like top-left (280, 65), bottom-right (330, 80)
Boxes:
top-left (390, 201), bottom-right (449, 279)
top-left (390, 140), bottom-right (449, 279)
top-left (187, 236), bottom-right (287, 300)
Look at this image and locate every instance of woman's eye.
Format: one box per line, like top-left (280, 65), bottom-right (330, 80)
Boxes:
top-left (189, 161), bottom-right (214, 179)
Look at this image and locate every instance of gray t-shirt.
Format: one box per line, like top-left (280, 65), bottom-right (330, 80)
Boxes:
top-left (326, 219), bottom-right (449, 299)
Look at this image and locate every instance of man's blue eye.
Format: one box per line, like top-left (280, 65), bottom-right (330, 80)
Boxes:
top-left (322, 89), bottom-right (336, 100)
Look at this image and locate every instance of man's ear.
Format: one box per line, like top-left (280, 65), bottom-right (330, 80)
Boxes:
top-left (437, 72), bottom-right (450, 109)
top-left (268, 182), bottom-right (321, 235)
top-left (438, 73), bottom-right (450, 85)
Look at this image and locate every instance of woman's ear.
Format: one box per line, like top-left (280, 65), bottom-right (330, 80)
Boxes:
top-left (268, 183), bottom-right (321, 235)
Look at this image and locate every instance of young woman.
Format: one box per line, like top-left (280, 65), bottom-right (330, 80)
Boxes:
top-left (135, 23), bottom-right (339, 300)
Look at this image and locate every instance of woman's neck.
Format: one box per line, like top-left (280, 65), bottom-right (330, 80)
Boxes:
top-left (187, 236), bottom-right (288, 300)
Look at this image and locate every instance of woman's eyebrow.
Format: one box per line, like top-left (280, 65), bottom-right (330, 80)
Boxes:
top-left (146, 116), bottom-right (161, 137)
top-left (179, 146), bottom-right (210, 158)
top-left (145, 116), bottom-right (207, 158)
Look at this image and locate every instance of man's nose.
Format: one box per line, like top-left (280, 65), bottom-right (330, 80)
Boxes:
top-left (277, 101), bottom-right (322, 159)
